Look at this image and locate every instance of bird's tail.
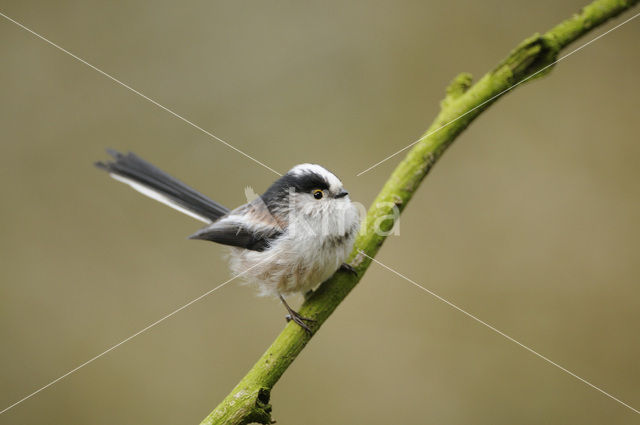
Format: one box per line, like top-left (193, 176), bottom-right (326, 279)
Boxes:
top-left (95, 149), bottom-right (229, 223)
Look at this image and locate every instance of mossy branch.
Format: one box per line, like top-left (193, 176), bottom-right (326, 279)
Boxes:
top-left (199, 1), bottom-right (638, 423)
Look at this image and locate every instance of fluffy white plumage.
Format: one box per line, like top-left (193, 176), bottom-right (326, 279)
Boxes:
top-left (229, 175), bottom-right (360, 296)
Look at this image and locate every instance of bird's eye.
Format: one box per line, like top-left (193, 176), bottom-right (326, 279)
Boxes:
top-left (312, 189), bottom-right (323, 199)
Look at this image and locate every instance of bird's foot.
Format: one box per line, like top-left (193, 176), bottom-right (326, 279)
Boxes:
top-left (339, 262), bottom-right (357, 275)
top-left (285, 310), bottom-right (316, 335)
top-left (279, 294), bottom-right (316, 335)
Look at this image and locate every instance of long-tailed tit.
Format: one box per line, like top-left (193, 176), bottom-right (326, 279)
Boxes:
top-left (96, 150), bottom-right (360, 333)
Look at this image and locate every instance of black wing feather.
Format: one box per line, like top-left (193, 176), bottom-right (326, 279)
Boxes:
top-left (188, 223), bottom-right (281, 252)
top-left (188, 200), bottom-right (283, 252)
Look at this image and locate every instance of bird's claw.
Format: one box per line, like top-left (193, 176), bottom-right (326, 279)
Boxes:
top-left (339, 262), bottom-right (357, 275)
top-left (285, 311), bottom-right (316, 335)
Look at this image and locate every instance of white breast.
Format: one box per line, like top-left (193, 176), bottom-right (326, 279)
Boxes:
top-left (228, 200), bottom-right (359, 297)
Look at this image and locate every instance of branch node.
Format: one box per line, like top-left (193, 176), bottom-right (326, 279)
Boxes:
top-left (245, 387), bottom-right (273, 425)
top-left (498, 33), bottom-right (560, 82)
top-left (441, 72), bottom-right (473, 108)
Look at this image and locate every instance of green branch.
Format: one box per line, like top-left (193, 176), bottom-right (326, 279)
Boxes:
top-left (200, 1), bottom-right (638, 423)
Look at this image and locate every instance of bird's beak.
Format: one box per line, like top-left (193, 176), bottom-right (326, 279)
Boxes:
top-left (335, 189), bottom-right (349, 198)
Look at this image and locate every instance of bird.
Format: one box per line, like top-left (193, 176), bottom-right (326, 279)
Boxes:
top-left (95, 150), bottom-right (360, 333)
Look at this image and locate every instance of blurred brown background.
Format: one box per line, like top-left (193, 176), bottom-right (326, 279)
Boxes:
top-left (1, 1), bottom-right (639, 424)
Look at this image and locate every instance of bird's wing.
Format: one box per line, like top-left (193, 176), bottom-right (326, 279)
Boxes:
top-left (188, 199), bottom-right (283, 252)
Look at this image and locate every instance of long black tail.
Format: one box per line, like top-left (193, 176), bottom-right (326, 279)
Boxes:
top-left (95, 149), bottom-right (229, 223)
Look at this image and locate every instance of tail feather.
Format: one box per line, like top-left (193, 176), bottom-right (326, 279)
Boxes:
top-left (95, 149), bottom-right (229, 223)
